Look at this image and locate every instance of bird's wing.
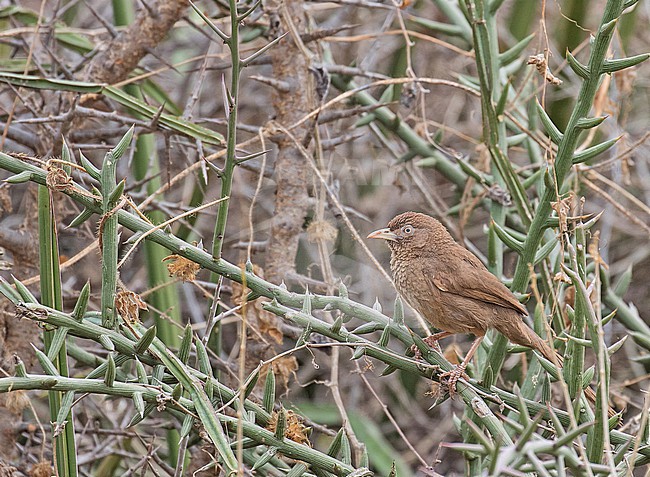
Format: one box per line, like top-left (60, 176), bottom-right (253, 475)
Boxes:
top-left (426, 247), bottom-right (528, 315)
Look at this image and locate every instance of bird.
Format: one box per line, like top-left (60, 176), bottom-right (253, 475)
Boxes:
top-left (367, 211), bottom-right (557, 394)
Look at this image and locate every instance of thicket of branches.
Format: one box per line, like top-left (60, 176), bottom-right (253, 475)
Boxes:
top-left (0, 0), bottom-right (649, 475)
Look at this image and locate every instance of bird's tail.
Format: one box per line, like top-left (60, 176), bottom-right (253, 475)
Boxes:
top-left (494, 318), bottom-right (556, 363)
top-left (495, 318), bottom-right (617, 418)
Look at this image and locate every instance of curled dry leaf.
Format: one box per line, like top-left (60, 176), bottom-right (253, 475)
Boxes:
top-left (262, 356), bottom-right (299, 394)
top-left (156, 393), bottom-right (172, 412)
top-left (0, 461), bottom-right (17, 476)
top-left (527, 53), bottom-right (563, 86)
top-left (162, 254), bottom-right (200, 282)
top-left (399, 82), bottom-right (417, 109)
top-left (115, 289), bottom-right (148, 324)
top-left (45, 163), bottom-right (73, 192)
top-left (551, 194), bottom-right (575, 234)
top-left (267, 409), bottom-right (311, 446)
top-left (427, 380), bottom-right (444, 399)
top-left (588, 230), bottom-right (608, 270)
top-left (554, 271), bottom-right (571, 284)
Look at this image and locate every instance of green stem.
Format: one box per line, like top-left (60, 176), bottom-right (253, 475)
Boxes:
top-left (211, 1), bottom-right (242, 260)
top-left (512, 0), bottom-right (629, 292)
top-left (100, 151), bottom-right (119, 330)
top-left (564, 227), bottom-right (587, 400)
top-left (7, 301), bottom-right (648, 461)
top-left (0, 375), bottom-right (359, 476)
top-left (0, 154), bottom-right (632, 456)
top-left (38, 186), bottom-right (77, 477)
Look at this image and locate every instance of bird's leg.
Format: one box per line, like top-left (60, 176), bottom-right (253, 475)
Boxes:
top-left (423, 331), bottom-right (452, 351)
top-left (411, 331), bottom-right (452, 358)
top-left (440, 335), bottom-right (484, 397)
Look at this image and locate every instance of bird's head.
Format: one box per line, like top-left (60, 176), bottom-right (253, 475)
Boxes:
top-left (367, 211), bottom-right (451, 255)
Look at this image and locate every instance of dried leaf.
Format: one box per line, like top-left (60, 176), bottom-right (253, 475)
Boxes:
top-left (115, 289), bottom-right (148, 324)
top-left (45, 163), bottom-right (73, 192)
top-left (588, 230), bottom-right (609, 270)
top-left (551, 194), bottom-right (574, 233)
top-left (262, 356), bottom-right (298, 393)
top-left (267, 409), bottom-right (310, 446)
top-left (162, 254), bottom-right (200, 281)
top-left (528, 53), bottom-right (562, 85)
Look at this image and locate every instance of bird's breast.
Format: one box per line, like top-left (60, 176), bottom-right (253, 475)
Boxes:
top-left (389, 252), bottom-right (487, 335)
top-left (390, 254), bottom-right (439, 314)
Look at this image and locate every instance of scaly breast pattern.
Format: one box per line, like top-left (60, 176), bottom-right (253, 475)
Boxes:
top-left (390, 250), bottom-right (488, 335)
top-left (390, 252), bottom-right (445, 329)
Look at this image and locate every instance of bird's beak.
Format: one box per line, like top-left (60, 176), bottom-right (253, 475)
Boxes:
top-left (367, 227), bottom-right (398, 241)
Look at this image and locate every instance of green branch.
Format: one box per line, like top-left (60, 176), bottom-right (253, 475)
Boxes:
top-left (511, 0), bottom-right (647, 291)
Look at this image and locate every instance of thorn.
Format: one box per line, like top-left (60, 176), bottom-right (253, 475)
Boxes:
top-left (143, 47), bottom-right (180, 74)
top-left (317, 103), bottom-right (388, 124)
top-left (139, 0), bottom-right (157, 18)
top-left (221, 75), bottom-right (233, 118)
top-left (300, 24), bottom-right (360, 43)
top-left (84, 2), bottom-right (119, 37)
top-left (237, 0), bottom-right (262, 22)
top-left (189, 0), bottom-right (229, 42)
top-left (241, 32), bottom-right (288, 67)
top-left (235, 149), bottom-right (271, 164)
top-left (321, 133), bottom-right (363, 150)
top-left (147, 103), bottom-right (166, 130)
top-left (249, 75), bottom-right (291, 93)
top-left (201, 156), bottom-right (223, 177)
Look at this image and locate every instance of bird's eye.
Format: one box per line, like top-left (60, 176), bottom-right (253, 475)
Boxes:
top-left (402, 225), bottom-right (414, 235)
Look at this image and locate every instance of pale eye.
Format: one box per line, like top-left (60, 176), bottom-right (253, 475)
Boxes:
top-left (402, 225), bottom-right (414, 235)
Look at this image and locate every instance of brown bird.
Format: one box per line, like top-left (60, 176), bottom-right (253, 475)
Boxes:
top-left (367, 211), bottom-right (556, 392)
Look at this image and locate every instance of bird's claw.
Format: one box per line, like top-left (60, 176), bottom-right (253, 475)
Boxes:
top-left (410, 343), bottom-right (423, 360)
top-left (410, 333), bottom-right (446, 359)
top-left (439, 365), bottom-right (469, 397)
top-left (422, 334), bottom-right (444, 352)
